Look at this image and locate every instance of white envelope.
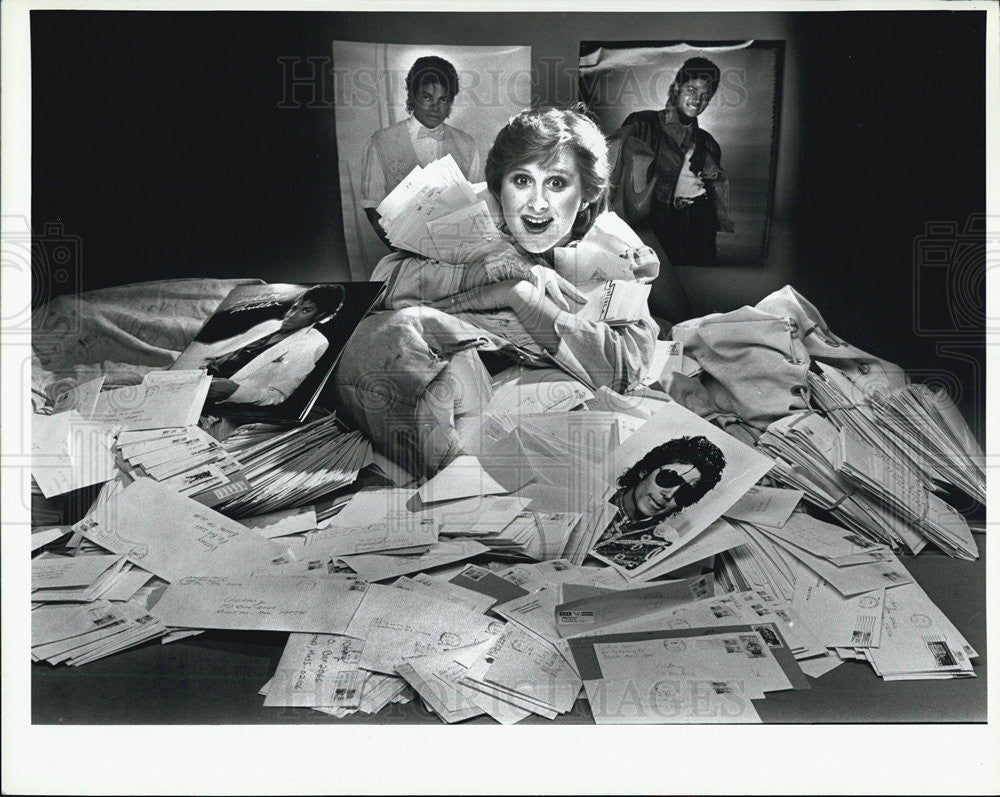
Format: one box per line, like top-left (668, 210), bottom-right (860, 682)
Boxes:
top-left (263, 633), bottom-right (366, 708)
top-left (723, 485), bottom-right (803, 527)
top-left (31, 411), bottom-right (119, 498)
top-left (73, 478), bottom-right (289, 581)
top-left (151, 573), bottom-right (368, 634)
top-left (345, 584), bottom-right (502, 675)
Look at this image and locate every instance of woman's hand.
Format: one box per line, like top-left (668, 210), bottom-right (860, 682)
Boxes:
top-left (530, 265), bottom-right (587, 312)
top-left (460, 239), bottom-right (535, 291)
top-left (431, 280), bottom-right (530, 314)
top-left (207, 378), bottom-right (240, 401)
top-left (460, 241), bottom-right (584, 311)
top-left (433, 280), bottom-right (564, 354)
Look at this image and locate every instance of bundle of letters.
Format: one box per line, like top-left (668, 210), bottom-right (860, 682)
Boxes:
top-left (114, 426), bottom-right (250, 507)
top-left (375, 153), bottom-right (500, 263)
top-left (216, 414), bottom-right (373, 518)
top-left (30, 370), bottom-right (214, 501)
top-left (29, 382), bottom-right (374, 664)
top-left (759, 361), bottom-right (982, 559)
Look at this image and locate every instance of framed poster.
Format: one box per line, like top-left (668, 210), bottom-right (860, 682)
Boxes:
top-left (579, 40), bottom-right (784, 268)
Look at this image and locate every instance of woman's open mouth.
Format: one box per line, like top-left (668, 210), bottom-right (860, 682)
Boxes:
top-left (521, 215), bottom-right (553, 234)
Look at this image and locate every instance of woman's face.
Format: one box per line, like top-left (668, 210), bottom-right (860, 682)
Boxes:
top-left (500, 151), bottom-right (585, 254)
top-left (280, 298), bottom-right (320, 331)
top-left (630, 461), bottom-right (702, 519)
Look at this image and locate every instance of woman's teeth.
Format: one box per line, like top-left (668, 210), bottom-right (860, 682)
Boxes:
top-left (522, 216), bottom-right (552, 232)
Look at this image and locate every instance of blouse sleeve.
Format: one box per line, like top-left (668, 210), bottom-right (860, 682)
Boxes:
top-left (547, 309), bottom-right (659, 393)
top-left (371, 238), bottom-right (534, 309)
top-left (371, 251), bottom-right (467, 309)
top-left (371, 219), bottom-right (660, 392)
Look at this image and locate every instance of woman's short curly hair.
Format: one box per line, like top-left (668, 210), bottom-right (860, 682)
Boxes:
top-left (617, 435), bottom-right (727, 511)
top-left (485, 106), bottom-right (610, 240)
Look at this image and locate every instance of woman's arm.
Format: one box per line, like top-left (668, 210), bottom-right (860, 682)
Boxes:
top-left (435, 280), bottom-right (657, 391)
top-left (375, 247), bottom-right (579, 312)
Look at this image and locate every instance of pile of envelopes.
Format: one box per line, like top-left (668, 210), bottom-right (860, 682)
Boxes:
top-left (760, 362), bottom-right (982, 559)
top-left (29, 346), bottom-right (984, 722)
top-left (717, 514), bottom-right (978, 680)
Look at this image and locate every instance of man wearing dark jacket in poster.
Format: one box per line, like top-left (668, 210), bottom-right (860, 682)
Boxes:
top-left (610, 56), bottom-right (734, 267)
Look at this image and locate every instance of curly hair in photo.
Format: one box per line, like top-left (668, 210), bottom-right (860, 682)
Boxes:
top-left (617, 434), bottom-right (726, 512)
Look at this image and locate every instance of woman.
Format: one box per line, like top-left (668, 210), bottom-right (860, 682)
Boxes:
top-left (334, 107), bottom-right (660, 476)
top-left (204, 284), bottom-right (344, 407)
top-left (591, 435), bottom-right (726, 571)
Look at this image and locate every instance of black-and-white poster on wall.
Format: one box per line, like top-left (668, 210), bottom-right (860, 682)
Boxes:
top-left (579, 41), bottom-right (784, 269)
top-left (332, 41), bottom-right (532, 280)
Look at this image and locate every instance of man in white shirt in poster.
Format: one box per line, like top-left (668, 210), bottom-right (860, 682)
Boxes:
top-left (361, 55), bottom-right (483, 245)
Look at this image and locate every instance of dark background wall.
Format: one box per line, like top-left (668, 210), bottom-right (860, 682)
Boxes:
top-left (30, 10), bottom-right (986, 437)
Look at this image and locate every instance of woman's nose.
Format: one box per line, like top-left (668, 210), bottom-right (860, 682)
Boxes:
top-left (529, 188), bottom-right (549, 212)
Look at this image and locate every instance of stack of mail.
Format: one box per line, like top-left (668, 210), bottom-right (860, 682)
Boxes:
top-left (31, 593), bottom-right (171, 666)
top-left (484, 510), bottom-right (582, 561)
top-left (259, 633), bottom-right (413, 717)
top-left (759, 409), bottom-right (976, 559)
top-left (872, 383), bottom-right (986, 504)
top-left (217, 415), bottom-right (373, 517)
top-left (376, 154), bottom-right (499, 262)
top-left (430, 493), bottom-right (582, 561)
top-left (809, 363), bottom-right (985, 504)
top-left (567, 621), bottom-right (810, 724)
top-left (454, 624), bottom-right (583, 722)
top-left (88, 370), bottom-right (211, 430)
top-left (114, 426), bottom-right (250, 508)
top-left (254, 561), bottom-right (629, 724)
top-left (832, 425), bottom-right (977, 559)
top-left (791, 569), bottom-right (977, 680)
top-left (716, 514), bottom-right (979, 681)
top-left (478, 570), bottom-right (814, 724)
top-left (759, 411), bottom-right (926, 553)
top-left (304, 488), bottom-right (438, 559)
top-left (32, 553), bottom-right (136, 604)
top-left (72, 478), bottom-right (294, 581)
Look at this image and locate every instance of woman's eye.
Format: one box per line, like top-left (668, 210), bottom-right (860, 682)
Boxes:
top-left (548, 178), bottom-right (565, 189)
top-left (512, 175), bottom-right (530, 186)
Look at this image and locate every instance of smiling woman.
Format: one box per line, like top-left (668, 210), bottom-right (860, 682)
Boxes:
top-left (500, 153), bottom-right (584, 254)
top-left (332, 107), bottom-right (662, 476)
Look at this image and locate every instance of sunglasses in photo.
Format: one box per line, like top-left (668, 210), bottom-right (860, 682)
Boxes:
top-left (653, 467), bottom-right (697, 506)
